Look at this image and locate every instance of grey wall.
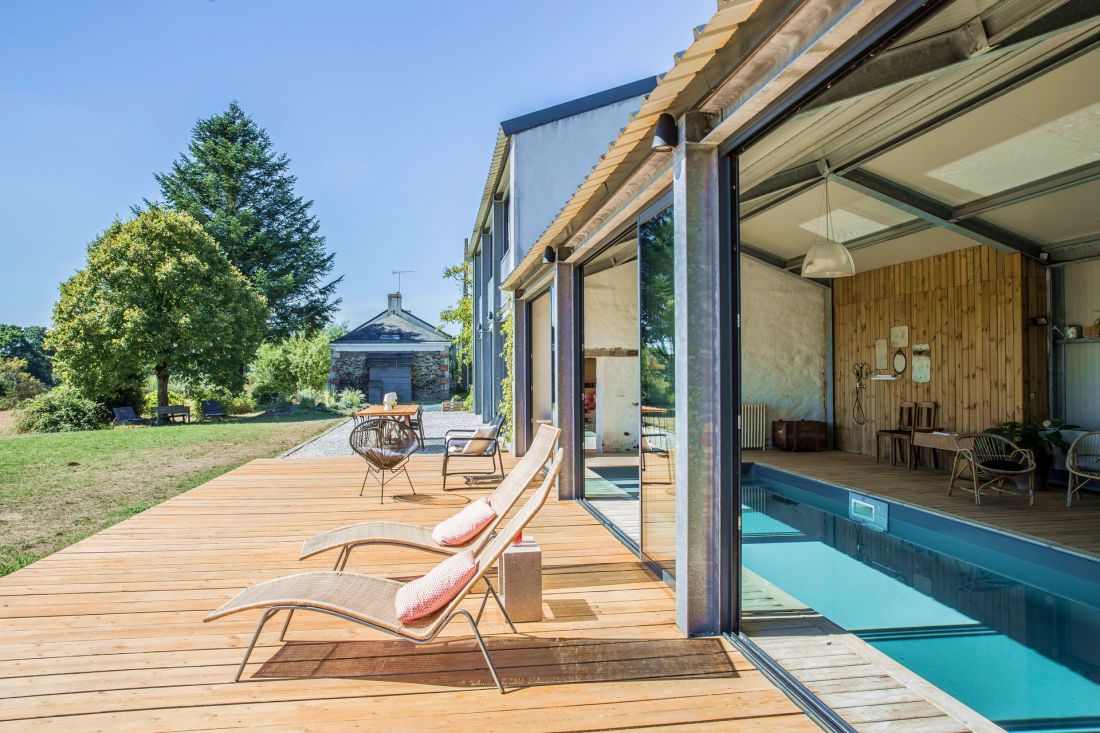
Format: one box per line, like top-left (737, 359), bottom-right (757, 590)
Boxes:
top-left (510, 96), bottom-right (646, 269)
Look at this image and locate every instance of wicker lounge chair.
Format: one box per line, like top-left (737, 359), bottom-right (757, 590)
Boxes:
top-left (204, 449), bottom-right (564, 693)
top-left (351, 417), bottom-right (421, 503)
top-left (442, 414), bottom-right (505, 490)
top-left (1067, 431), bottom-right (1100, 506)
top-left (949, 432), bottom-right (1037, 505)
top-left (300, 424), bottom-right (561, 570)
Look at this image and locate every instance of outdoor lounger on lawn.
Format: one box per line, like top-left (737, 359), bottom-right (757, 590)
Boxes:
top-left (300, 424), bottom-right (560, 570)
top-left (204, 449), bottom-right (563, 693)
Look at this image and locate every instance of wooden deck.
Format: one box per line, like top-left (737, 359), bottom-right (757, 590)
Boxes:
top-left (752, 449), bottom-right (1100, 558)
top-left (0, 453), bottom-right (818, 733)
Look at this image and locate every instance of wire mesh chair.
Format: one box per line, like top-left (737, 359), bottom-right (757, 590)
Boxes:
top-left (949, 433), bottom-right (1036, 505)
top-left (349, 417), bottom-right (420, 503)
top-left (1067, 431), bottom-right (1100, 507)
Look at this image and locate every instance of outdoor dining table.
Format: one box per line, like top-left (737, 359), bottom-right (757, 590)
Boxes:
top-left (353, 403), bottom-right (420, 426)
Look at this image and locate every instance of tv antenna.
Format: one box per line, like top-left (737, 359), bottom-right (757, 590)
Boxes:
top-left (391, 270), bottom-right (414, 292)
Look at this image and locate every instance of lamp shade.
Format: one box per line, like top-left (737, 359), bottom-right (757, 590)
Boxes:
top-left (801, 239), bottom-right (855, 278)
top-left (652, 113), bottom-right (678, 152)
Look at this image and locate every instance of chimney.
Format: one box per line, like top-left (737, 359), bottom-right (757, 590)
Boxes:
top-left (387, 292), bottom-right (402, 313)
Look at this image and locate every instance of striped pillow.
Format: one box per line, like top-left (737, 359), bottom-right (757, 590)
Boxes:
top-left (395, 550), bottom-right (478, 624)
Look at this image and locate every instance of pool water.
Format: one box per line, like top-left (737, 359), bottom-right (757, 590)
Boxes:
top-left (742, 468), bottom-right (1100, 733)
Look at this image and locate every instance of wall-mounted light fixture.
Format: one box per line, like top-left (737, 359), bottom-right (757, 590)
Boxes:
top-left (542, 246), bottom-right (557, 264)
top-left (652, 113), bottom-right (678, 152)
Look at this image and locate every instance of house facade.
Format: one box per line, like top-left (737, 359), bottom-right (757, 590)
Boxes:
top-left (469, 77), bottom-right (658, 422)
top-left (329, 292), bottom-right (451, 403)
top-left (471, 0), bottom-right (1100, 729)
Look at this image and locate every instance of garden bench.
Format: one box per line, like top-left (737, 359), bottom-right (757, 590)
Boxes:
top-left (156, 405), bottom-right (191, 424)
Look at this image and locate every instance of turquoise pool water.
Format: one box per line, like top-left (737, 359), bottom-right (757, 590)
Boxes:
top-left (742, 469), bottom-right (1100, 733)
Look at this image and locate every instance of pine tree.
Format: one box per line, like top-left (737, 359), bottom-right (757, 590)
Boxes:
top-left (153, 102), bottom-right (341, 339)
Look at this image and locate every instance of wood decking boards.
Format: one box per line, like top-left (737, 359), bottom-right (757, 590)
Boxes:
top-left (752, 450), bottom-right (1100, 558)
top-left (0, 454), bottom-right (816, 733)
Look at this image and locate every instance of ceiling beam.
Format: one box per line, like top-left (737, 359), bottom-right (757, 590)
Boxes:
top-left (833, 169), bottom-right (1043, 257)
top-left (739, 241), bottom-right (791, 270)
top-left (1045, 233), bottom-right (1100, 263)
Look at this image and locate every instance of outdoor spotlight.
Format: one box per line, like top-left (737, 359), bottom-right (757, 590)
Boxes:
top-left (652, 113), bottom-right (678, 152)
top-left (542, 246), bottom-right (557, 264)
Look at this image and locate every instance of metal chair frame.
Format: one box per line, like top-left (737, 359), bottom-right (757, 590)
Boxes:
top-left (350, 418), bottom-right (420, 503)
top-left (442, 415), bottom-right (505, 490)
top-left (236, 577), bottom-right (516, 693)
top-left (949, 432), bottom-right (1036, 505)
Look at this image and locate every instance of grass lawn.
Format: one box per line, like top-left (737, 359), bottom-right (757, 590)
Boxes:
top-left (0, 410), bottom-right (342, 575)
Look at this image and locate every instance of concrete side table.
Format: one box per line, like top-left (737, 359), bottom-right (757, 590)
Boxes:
top-left (499, 537), bottom-right (542, 622)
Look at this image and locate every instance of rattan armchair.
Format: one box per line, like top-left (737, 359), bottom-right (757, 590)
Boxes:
top-left (1067, 431), bottom-right (1100, 506)
top-left (350, 417), bottom-right (420, 503)
top-left (949, 432), bottom-right (1037, 505)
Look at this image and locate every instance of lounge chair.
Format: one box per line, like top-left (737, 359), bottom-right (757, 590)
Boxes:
top-left (301, 424), bottom-right (560, 570)
top-left (201, 399), bottom-right (227, 421)
top-left (949, 432), bottom-right (1037, 505)
top-left (351, 417), bottom-right (421, 503)
top-left (1067, 431), bottom-right (1100, 506)
top-left (112, 406), bottom-right (143, 426)
top-left (204, 449), bottom-right (564, 693)
top-left (442, 414), bottom-right (505, 490)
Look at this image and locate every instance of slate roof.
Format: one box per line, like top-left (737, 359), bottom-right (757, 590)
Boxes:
top-left (333, 306), bottom-right (451, 345)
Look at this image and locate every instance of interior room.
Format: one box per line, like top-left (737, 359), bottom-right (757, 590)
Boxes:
top-left (733, 2), bottom-right (1100, 728)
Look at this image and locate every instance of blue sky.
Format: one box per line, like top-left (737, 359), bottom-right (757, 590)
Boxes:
top-left (0, 0), bottom-right (712, 332)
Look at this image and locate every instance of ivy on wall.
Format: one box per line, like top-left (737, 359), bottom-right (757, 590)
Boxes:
top-left (498, 307), bottom-right (514, 444)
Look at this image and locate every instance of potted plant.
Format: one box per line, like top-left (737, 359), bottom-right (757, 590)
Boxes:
top-left (985, 410), bottom-right (1078, 489)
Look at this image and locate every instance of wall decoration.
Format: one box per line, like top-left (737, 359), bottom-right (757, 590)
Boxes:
top-left (892, 348), bottom-right (907, 374)
top-left (874, 338), bottom-right (888, 371)
top-left (890, 325), bottom-right (909, 348)
top-left (912, 344), bottom-right (931, 383)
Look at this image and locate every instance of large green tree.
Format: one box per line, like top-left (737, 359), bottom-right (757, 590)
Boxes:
top-left (49, 209), bottom-right (269, 408)
top-left (152, 102), bottom-right (340, 339)
top-left (440, 261), bottom-right (472, 392)
top-left (0, 325), bottom-right (52, 385)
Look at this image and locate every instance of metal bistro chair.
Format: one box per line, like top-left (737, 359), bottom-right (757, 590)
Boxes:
top-left (442, 414), bottom-right (505, 490)
top-left (349, 418), bottom-right (420, 503)
top-left (408, 404), bottom-right (426, 447)
top-left (949, 433), bottom-right (1037, 505)
top-left (1067, 431), bottom-right (1100, 506)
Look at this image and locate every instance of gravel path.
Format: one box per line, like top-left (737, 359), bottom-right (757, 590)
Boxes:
top-left (282, 409), bottom-right (485, 458)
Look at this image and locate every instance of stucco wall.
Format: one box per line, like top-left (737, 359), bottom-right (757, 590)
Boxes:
top-left (582, 262), bottom-right (638, 350)
top-left (740, 255), bottom-right (828, 429)
top-left (511, 96), bottom-right (645, 266)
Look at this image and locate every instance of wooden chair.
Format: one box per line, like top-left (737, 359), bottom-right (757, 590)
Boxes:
top-left (949, 433), bottom-right (1037, 505)
top-left (1066, 431), bottom-right (1100, 506)
top-left (909, 401), bottom-right (939, 469)
top-left (876, 402), bottom-right (915, 466)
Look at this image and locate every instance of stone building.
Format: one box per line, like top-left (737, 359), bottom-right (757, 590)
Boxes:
top-left (329, 293), bottom-right (451, 403)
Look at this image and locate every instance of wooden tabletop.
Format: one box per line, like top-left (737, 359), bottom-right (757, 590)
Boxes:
top-left (354, 403), bottom-right (420, 418)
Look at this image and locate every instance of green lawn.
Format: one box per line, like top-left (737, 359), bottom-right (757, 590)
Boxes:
top-left (0, 411), bottom-right (342, 575)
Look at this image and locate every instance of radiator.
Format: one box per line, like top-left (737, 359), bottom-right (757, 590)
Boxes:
top-left (742, 403), bottom-right (767, 451)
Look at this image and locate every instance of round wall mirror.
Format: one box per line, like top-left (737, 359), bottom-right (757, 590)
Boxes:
top-left (892, 349), bottom-right (907, 374)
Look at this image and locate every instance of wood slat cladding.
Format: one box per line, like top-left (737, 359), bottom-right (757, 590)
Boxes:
top-left (833, 246), bottom-right (1048, 456)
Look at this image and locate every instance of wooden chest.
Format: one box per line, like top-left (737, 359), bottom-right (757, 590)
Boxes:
top-left (771, 420), bottom-right (827, 451)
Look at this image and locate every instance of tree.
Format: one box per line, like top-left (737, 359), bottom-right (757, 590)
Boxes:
top-left (151, 102), bottom-right (341, 339)
top-left (440, 260), bottom-right (472, 392)
top-left (49, 209), bottom-right (269, 408)
top-left (0, 357), bottom-right (46, 409)
top-left (248, 328), bottom-right (339, 403)
top-left (0, 325), bottom-right (53, 385)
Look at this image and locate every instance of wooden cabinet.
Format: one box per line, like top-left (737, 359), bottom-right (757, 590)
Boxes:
top-left (772, 420), bottom-right (828, 451)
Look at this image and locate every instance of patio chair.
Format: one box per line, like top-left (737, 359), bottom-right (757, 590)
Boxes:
top-left (949, 433), bottom-right (1037, 505)
top-left (112, 406), bottom-right (143, 426)
top-left (442, 414), bottom-right (505, 490)
top-left (201, 399), bottom-right (227, 421)
top-left (1067, 431), bottom-right (1100, 506)
top-left (300, 424), bottom-right (560, 570)
top-left (351, 417), bottom-right (421, 503)
top-left (408, 404), bottom-right (426, 447)
top-left (204, 449), bottom-right (564, 694)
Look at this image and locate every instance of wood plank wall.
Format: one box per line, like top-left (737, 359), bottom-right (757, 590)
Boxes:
top-left (832, 246), bottom-right (1048, 456)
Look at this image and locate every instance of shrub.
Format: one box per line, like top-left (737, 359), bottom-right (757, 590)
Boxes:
top-left (16, 387), bottom-right (110, 433)
top-left (0, 357), bottom-right (47, 409)
top-left (220, 394), bottom-right (256, 415)
top-left (335, 388), bottom-right (365, 414)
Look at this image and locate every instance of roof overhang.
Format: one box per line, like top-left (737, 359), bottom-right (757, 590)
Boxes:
top-left (330, 342), bottom-right (450, 353)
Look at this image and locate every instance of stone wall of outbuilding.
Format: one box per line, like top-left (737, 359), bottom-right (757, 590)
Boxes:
top-left (411, 351), bottom-right (451, 402)
top-left (330, 349), bottom-right (451, 403)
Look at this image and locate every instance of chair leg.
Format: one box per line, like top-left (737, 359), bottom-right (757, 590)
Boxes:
top-left (485, 578), bottom-right (517, 634)
top-left (1067, 475), bottom-right (1078, 507)
top-left (456, 609), bottom-right (505, 694)
top-left (401, 465), bottom-right (416, 495)
top-left (279, 609), bottom-right (295, 641)
top-left (331, 546), bottom-right (348, 571)
top-left (235, 608), bottom-right (275, 682)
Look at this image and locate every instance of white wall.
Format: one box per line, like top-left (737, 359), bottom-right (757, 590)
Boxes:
top-left (1064, 259), bottom-right (1100, 326)
top-left (582, 261), bottom-right (638, 350)
top-left (530, 292), bottom-right (552, 423)
top-left (596, 357), bottom-right (639, 452)
top-left (740, 255), bottom-right (829, 430)
top-left (1062, 260), bottom-right (1100, 429)
top-left (511, 96), bottom-right (645, 267)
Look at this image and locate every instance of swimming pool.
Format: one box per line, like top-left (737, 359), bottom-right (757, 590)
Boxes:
top-left (741, 464), bottom-right (1100, 733)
